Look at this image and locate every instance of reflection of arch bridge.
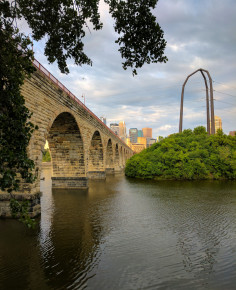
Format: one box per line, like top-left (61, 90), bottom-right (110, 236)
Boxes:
top-left (0, 60), bottom-right (133, 217)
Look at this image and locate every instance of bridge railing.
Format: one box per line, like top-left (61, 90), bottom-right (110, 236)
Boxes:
top-left (32, 59), bottom-right (131, 150)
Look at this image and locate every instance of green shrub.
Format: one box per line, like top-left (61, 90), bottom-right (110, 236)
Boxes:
top-left (125, 126), bottom-right (236, 180)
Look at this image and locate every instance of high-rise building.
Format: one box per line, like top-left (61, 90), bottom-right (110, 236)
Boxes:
top-left (215, 116), bottom-right (222, 132)
top-left (142, 127), bottom-right (152, 138)
top-left (119, 121), bottom-right (127, 142)
top-left (129, 128), bottom-right (138, 143)
top-left (137, 137), bottom-right (147, 148)
top-left (138, 130), bottom-right (143, 137)
top-left (229, 131), bottom-right (236, 136)
top-left (100, 117), bottom-right (106, 125)
top-left (110, 123), bottom-right (119, 135)
top-left (147, 138), bottom-right (157, 148)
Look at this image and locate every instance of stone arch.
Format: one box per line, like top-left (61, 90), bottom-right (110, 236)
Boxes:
top-left (179, 68), bottom-right (215, 134)
top-left (88, 130), bottom-right (105, 179)
top-left (47, 112), bottom-right (86, 188)
top-left (106, 139), bottom-right (114, 174)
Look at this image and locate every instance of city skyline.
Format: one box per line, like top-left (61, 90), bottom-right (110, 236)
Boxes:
top-left (19, 0), bottom-right (236, 137)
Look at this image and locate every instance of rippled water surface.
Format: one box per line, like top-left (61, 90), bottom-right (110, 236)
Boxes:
top-left (1, 167), bottom-right (236, 289)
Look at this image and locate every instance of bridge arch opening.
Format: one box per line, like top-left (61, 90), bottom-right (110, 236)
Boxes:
top-left (106, 139), bottom-right (114, 174)
top-left (42, 140), bottom-right (51, 162)
top-left (47, 112), bottom-right (86, 188)
top-left (88, 130), bottom-right (105, 179)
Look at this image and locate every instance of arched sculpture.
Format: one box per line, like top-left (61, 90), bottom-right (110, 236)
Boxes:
top-left (179, 68), bottom-right (215, 134)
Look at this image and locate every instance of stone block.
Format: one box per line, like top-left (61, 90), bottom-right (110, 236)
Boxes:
top-left (51, 177), bottom-right (88, 189)
top-left (106, 168), bottom-right (115, 175)
top-left (87, 171), bottom-right (106, 179)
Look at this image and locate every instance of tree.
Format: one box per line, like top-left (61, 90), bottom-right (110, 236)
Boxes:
top-left (0, 0), bottom-right (167, 193)
top-left (0, 3), bottom-right (37, 192)
top-left (8, 0), bottom-right (167, 75)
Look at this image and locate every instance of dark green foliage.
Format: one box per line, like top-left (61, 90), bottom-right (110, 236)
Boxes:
top-left (125, 126), bottom-right (236, 180)
top-left (2, 0), bottom-right (167, 75)
top-left (105, 0), bottom-right (167, 75)
top-left (0, 2), bottom-right (37, 193)
top-left (42, 149), bottom-right (51, 162)
top-left (10, 199), bottom-right (36, 228)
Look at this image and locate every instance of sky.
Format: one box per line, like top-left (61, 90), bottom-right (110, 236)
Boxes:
top-left (19, 0), bottom-right (236, 138)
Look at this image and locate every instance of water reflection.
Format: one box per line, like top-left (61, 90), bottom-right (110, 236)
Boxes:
top-left (39, 169), bottom-right (110, 289)
top-left (0, 169), bottom-right (236, 290)
top-left (123, 179), bottom-right (236, 289)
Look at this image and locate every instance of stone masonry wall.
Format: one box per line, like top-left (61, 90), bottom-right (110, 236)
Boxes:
top-left (0, 68), bottom-right (133, 217)
top-left (22, 69), bottom-right (132, 187)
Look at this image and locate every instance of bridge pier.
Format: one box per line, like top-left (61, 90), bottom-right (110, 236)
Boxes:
top-left (114, 167), bottom-right (125, 174)
top-left (87, 171), bottom-right (106, 179)
top-left (0, 62), bottom-right (134, 218)
top-left (51, 177), bottom-right (88, 189)
top-left (105, 168), bottom-right (115, 175)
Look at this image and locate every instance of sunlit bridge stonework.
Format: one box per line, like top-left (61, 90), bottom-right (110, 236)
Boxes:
top-left (0, 59), bottom-right (133, 218)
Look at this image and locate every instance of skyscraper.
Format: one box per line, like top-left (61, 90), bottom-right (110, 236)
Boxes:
top-left (137, 137), bottom-right (147, 148)
top-left (138, 130), bottom-right (143, 137)
top-left (142, 127), bottom-right (152, 138)
top-left (129, 128), bottom-right (138, 143)
top-left (215, 116), bottom-right (222, 132)
top-left (110, 123), bottom-right (119, 135)
top-left (119, 121), bottom-right (127, 142)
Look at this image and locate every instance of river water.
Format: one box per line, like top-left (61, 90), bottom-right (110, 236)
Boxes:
top-left (0, 167), bottom-right (236, 290)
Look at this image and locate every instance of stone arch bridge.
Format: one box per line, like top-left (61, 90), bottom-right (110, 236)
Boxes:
top-left (0, 60), bottom-right (133, 217)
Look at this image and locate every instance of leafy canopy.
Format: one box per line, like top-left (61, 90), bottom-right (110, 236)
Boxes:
top-left (125, 127), bottom-right (236, 180)
top-left (11, 0), bottom-right (167, 75)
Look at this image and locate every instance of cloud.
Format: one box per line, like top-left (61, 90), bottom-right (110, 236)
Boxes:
top-left (29, 0), bottom-right (236, 136)
top-left (158, 124), bottom-right (176, 131)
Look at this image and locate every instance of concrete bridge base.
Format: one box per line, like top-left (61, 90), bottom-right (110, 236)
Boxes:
top-left (51, 177), bottom-right (88, 189)
top-left (0, 192), bottom-right (41, 218)
top-left (87, 171), bottom-right (106, 179)
top-left (115, 168), bottom-right (125, 174)
top-left (106, 168), bottom-right (115, 175)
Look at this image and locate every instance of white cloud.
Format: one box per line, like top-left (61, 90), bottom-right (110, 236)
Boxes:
top-left (159, 125), bottom-right (175, 131)
top-left (30, 0), bottom-right (236, 137)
